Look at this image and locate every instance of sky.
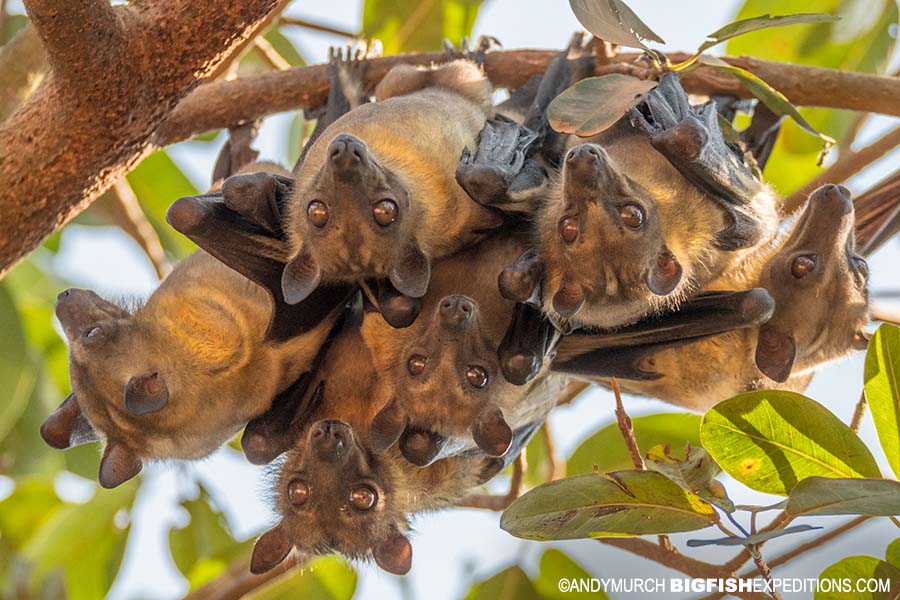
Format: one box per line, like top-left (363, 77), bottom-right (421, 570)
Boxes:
top-left (6, 0), bottom-right (900, 598)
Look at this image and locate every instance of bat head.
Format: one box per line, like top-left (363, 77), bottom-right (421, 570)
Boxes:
top-left (755, 184), bottom-right (869, 382)
top-left (283, 133), bottom-right (430, 304)
top-left (51, 284), bottom-right (270, 487)
top-left (252, 419), bottom-right (413, 576)
top-left (538, 138), bottom-right (688, 329)
top-left (369, 295), bottom-right (514, 465)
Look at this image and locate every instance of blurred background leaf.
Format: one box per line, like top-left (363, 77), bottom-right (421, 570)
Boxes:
top-left (363, 0), bottom-right (483, 53)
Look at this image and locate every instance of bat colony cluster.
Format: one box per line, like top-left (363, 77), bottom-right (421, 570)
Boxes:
top-left (39, 37), bottom-right (870, 575)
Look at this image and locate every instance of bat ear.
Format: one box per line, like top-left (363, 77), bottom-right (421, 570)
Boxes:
top-left (477, 457), bottom-right (507, 484)
top-left (755, 325), bottom-right (796, 383)
top-left (376, 279), bottom-right (423, 328)
top-left (250, 523), bottom-right (292, 575)
top-left (552, 280), bottom-right (584, 319)
top-left (282, 250), bottom-right (322, 305)
top-left (852, 330), bottom-right (870, 351)
top-left (647, 249), bottom-right (682, 296)
top-left (369, 398), bottom-right (407, 453)
top-left (40, 393), bottom-right (98, 449)
top-left (98, 442), bottom-right (142, 489)
top-left (389, 244), bottom-right (430, 299)
top-left (399, 429), bottom-right (444, 467)
top-left (472, 408), bottom-right (512, 457)
top-left (124, 373), bottom-right (169, 415)
top-left (373, 528), bottom-right (413, 575)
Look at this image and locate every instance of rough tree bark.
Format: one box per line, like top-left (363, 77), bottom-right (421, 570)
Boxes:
top-left (0, 0), bottom-right (284, 276)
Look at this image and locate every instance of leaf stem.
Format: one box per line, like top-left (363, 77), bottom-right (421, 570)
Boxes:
top-left (611, 378), bottom-right (645, 470)
top-left (849, 389), bottom-right (868, 434)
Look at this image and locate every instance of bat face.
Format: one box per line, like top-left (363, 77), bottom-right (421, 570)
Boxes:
top-left (755, 184), bottom-right (869, 382)
top-left (283, 133), bottom-right (430, 304)
top-left (369, 295), bottom-right (514, 465)
top-left (253, 419), bottom-right (413, 576)
top-left (538, 139), bottom-right (686, 329)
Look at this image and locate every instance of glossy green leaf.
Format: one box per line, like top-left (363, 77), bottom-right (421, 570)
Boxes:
top-left (501, 470), bottom-right (718, 540)
top-left (698, 13), bottom-right (838, 53)
top-left (126, 150), bottom-right (198, 259)
top-left (815, 556), bottom-right (900, 600)
top-left (22, 481), bottom-right (137, 600)
top-left (786, 477), bottom-right (900, 518)
top-left (701, 391), bottom-right (881, 496)
top-left (646, 443), bottom-right (735, 513)
top-left (568, 0), bottom-right (664, 49)
top-left (244, 555), bottom-right (357, 600)
top-left (687, 524), bottom-right (820, 547)
top-left (568, 413), bottom-right (701, 476)
top-left (465, 565), bottom-right (539, 600)
top-left (169, 485), bottom-right (249, 590)
top-left (533, 549), bottom-right (608, 600)
top-left (887, 539), bottom-right (900, 570)
top-left (363, 0), bottom-right (482, 54)
top-left (865, 324), bottom-right (900, 479)
top-left (548, 75), bottom-right (657, 137)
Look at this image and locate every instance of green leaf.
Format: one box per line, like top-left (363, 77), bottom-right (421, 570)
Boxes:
top-left (22, 481), bottom-right (138, 600)
top-left (362, 0), bottom-right (482, 54)
top-left (501, 470), bottom-right (718, 540)
top-left (698, 13), bottom-right (839, 53)
top-left (701, 391), bottom-right (881, 496)
top-left (697, 56), bottom-right (835, 154)
top-left (568, 413), bottom-right (702, 476)
top-left (465, 565), bottom-right (539, 600)
top-left (0, 283), bottom-right (36, 443)
top-left (646, 443), bottom-right (735, 513)
top-left (865, 324), bottom-right (900, 479)
top-left (548, 75), bottom-right (658, 138)
top-left (244, 555), bottom-right (357, 600)
top-left (524, 424), bottom-right (554, 487)
top-left (815, 556), bottom-right (900, 600)
top-left (264, 27), bottom-right (305, 67)
top-left (169, 485), bottom-right (249, 590)
top-left (786, 477), bottom-right (900, 518)
top-left (126, 150), bottom-right (198, 259)
top-left (533, 549), bottom-right (608, 600)
top-left (2, 13), bottom-right (28, 43)
top-left (568, 0), bottom-right (664, 49)
top-left (887, 539), bottom-right (900, 570)
top-left (687, 524), bottom-right (821, 547)
top-left (0, 476), bottom-right (63, 548)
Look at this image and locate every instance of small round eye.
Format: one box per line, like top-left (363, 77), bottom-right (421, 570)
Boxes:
top-left (790, 255), bottom-right (817, 279)
top-left (619, 204), bottom-right (644, 229)
top-left (84, 326), bottom-right (102, 339)
top-left (407, 354), bottom-right (427, 376)
top-left (349, 485), bottom-right (377, 511)
top-left (466, 366), bottom-right (488, 389)
top-left (559, 217), bottom-right (579, 244)
top-left (854, 257), bottom-right (869, 281)
top-left (287, 479), bottom-right (310, 506)
top-left (373, 199), bottom-right (398, 226)
top-left (307, 201), bottom-right (329, 228)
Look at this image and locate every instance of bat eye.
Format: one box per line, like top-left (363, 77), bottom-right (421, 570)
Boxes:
top-left (559, 217), bottom-right (579, 244)
top-left (287, 479), bottom-right (310, 506)
top-left (307, 201), bottom-right (329, 228)
top-left (349, 485), bottom-right (377, 511)
top-left (407, 354), bottom-right (427, 376)
top-left (466, 366), bottom-right (488, 388)
top-left (854, 257), bottom-right (869, 281)
top-left (373, 199), bottom-right (398, 227)
top-left (790, 255), bottom-right (817, 279)
top-left (84, 326), bottom-right (102, 339)
top-left (619, 204), bottom-right (644, 229)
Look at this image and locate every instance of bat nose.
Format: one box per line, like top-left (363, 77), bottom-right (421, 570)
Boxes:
top-left (566, 144), bottom-right (607, 170)
top-left (328, 134), bottom-right (368, 177)
top-left (438, 295), bottom-right (475, 328)
top-left (810, 184), bottom-right (853, 218)
top-left (311, 419), bottom-right (352, 461)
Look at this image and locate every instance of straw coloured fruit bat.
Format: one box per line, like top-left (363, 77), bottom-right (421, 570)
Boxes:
top-left (555, 184), bottom-right (869, 410)
top-left (501, 73), bottom-right (780, 332)
top-left (279, 55), bottom-right (505, 308)
top-left (42, 247), bottom-right (344, 488)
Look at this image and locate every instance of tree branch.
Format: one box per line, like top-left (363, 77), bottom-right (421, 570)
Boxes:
top-left (99, 178), bottom-right (171, 279)
top-left (784, 126), bottom-right (900, 214)
top-left (0, 24), bottom-right (48, 122)
top-left (279, 15), bottom-right (358, 39)
top-left (612, 378), bottom-right (645, 470)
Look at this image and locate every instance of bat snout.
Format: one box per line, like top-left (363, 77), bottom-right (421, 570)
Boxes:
top-left (328, 134), bottom-right (369, 179)
top-left (311, 419), bottom-right (354, 462)
top-left (438, 295), bottom-right (476, 329)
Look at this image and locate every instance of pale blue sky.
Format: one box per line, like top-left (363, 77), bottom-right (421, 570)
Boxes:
top-left (8, 1), bottom-right (898, 598)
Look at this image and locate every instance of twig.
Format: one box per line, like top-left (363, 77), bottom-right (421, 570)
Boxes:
top-left (539, 421), bottom-right (563, 481)
top-left (556, 380), bottom-right (591, 407)
top-left (612, 378), bottom-right (645, 470)
top-left (279, 15), bottom-right (359, 39)
top-left (872, 304), bottom-right (900, 327)
top-left (784, 126), bottom-right (900, 214)
top-left (890, 516), bottom-right (900, 530)
top-left (749, 546), bottom-right (783, 600)
top-left (104, 179), bottom-right (171, 279)
top-left (253, 36), bottom-right (290, 71)
top-left (456, 454), bottom-right (524, 511)
top-left (850, 389), bottom-right (868, 434)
